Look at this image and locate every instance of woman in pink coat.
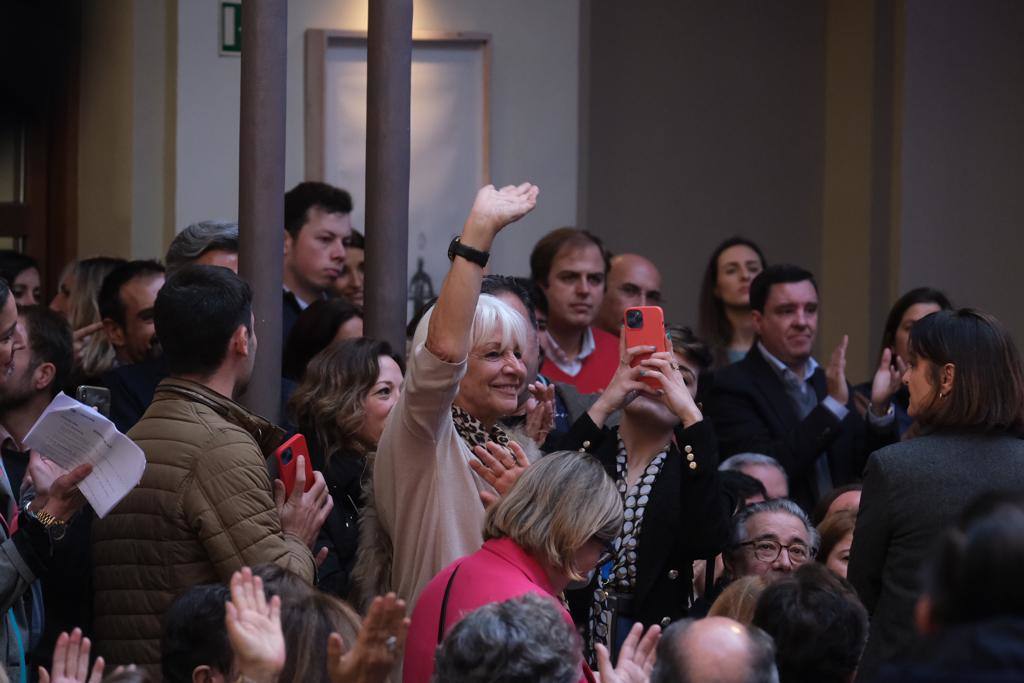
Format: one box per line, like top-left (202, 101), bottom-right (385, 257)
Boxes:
top-left (403, 451), bottom-right (622, 683)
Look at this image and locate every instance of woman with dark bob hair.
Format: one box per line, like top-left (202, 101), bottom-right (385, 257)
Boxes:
top-left (855, 286), bottom-right (953, 435)
top-left (697, 237), bottom-right (767, 368)
top-left (288, 337), bottom-right (404, 598)
top-left (849, 309), bottom-right (1024, 676)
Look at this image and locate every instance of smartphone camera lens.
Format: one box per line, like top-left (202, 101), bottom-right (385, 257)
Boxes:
top-left (626, 309), bottom-right (644, 329)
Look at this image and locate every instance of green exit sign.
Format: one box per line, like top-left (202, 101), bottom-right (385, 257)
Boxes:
top-left (220, 2), bottom-right (242, 55)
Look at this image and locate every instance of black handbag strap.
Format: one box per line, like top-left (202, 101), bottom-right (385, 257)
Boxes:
top-left (437, 564), bottom-right (462, 645)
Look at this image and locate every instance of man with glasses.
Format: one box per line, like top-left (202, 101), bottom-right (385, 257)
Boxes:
top-left (594, 253), bottom-right (663, 336)
top-left (723, 499), bottom-right (818, 580)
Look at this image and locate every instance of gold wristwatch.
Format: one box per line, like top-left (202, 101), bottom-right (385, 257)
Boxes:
top-left (25, 504), bottom-right (68, 541)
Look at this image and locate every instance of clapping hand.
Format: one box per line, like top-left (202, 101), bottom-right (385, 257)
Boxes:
top-left (826, 335), bottom-right (850, 405)
top-left (225, 567), bottom-right (285, 683)
top-left (523, 382), bottom-right (556, 446)
top-left (38, 628), bottom-right (105, 683)
top-left (869, 347), bottom-right (907, 416)
top-left (470, 440), bottom-right (531, 508)
top-left (327, 593), bottom-right (409, 683)
top-left (595, 622), bottom-right (661, 683)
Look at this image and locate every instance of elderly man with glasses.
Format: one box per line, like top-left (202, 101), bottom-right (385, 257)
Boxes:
top-left (723, 499), bottom-right (819, 581)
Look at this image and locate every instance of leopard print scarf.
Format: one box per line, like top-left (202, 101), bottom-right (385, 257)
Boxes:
top-left (451, 404), bottom-right (511, 450)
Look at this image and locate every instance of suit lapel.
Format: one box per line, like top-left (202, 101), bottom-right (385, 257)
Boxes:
top-left (743, 350), bottom-right (800, 429)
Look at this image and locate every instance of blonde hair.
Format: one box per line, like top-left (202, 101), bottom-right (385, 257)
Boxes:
top-left (470, 294), bottom-right (529, 357)
top-left (708, 575), bottom-right (769, 625)
top-left (484, 451), bottom-right (622, 581)
top-left (68, 257), bottom-right (124, 377)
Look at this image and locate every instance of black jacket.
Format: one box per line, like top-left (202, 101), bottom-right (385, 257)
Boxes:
top-left (869, 618), bottom-right (1024, 683)
top-left (708, 347), bottom-right (897, 511)
top-left (561, 416), bottom-right (731, 629)
top-left (101, 356), bottom-right (169, 434)
top-left (308, 434), bottom-right (367, 599)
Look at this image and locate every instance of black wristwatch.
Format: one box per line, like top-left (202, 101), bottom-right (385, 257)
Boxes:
top-left (447, 237), bottom-right (489, 268)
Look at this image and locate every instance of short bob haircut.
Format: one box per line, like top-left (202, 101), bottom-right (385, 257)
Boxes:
top-left (484, 451), bottom-right (622, 582)
top-left (697, 237), bottom-right (767, 355)
top-left (667, 325), bottom-right (713, 372)
top-left (878, 286), bottom-right (952, 357)
top-left (470, 294), bottom-right (530, 358)
top-left (907, 308), bottom-right (1024, 435)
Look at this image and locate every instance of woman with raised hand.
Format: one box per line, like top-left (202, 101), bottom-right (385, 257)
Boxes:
top-left (561, 326), bottom-right (731, 658)
top-left (373, 183), bottom-right (539, 605)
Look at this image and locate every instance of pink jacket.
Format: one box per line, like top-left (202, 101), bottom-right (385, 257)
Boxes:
top-left (403, 537), bottom-right (596, 683)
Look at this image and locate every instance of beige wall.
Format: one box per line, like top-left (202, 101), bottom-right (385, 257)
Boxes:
top-left (173, 0), bottom-right (580, 277)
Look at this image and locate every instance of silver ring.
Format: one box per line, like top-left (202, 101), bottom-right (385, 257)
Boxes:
top-left (385, 635), bottom-right (398, 653)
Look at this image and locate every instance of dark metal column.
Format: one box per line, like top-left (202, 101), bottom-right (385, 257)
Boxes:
top-left (238, 0), bottom-right (287, 421)
top-left (364, 0), bottom-right (413, 357)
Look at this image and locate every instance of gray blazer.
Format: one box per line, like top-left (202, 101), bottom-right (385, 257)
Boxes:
top-left (848, 432), bottom-right (1024, 675)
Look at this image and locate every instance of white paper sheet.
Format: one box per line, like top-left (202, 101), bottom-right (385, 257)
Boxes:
top-left (23, 392), bottom-right (146, 518)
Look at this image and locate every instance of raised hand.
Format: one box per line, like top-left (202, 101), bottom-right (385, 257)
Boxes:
top-left (464, 183), bottom-right (540, 240)
top-left (826, 335), bottom-right (850, 405)
top-left (327, 593), bottom-right (409, 683)
top-left (71, 322), bottom-right (103, 366)
top-left (870, 347), bottom-right (906, 416)
top-left (595, 622), bottom-right (661, 683)
top-left (470, 440), bottom-right (531, 508)
top-left (637, 353), bottom-right (703, 428)
top-left (523, 382), bottom-right (556, 446)
top-left (225, 567), bottom-right (285, 683)
top-left (38, 628), bottom-right (105, 683)
top-left (274, 455), bottom-right (334, 548)
top-left (589, 330), bottom-right (658, 427)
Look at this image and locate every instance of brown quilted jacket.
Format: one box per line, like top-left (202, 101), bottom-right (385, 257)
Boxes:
top-left (91, 378), bottom-right (315, 670)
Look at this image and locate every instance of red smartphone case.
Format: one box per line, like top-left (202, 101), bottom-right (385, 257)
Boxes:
top-left (623, 306), bottom-right (669, 389)
top-left (274, 434), bottom-right (314, 496)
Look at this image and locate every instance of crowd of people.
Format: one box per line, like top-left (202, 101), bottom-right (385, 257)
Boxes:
top-left (0, 179), bottom-right (1020, 683)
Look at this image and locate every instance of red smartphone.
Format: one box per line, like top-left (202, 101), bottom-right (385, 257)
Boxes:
top-left (274, 434), bottom-right (314, 497)
top-left (623, 306), bottom-right (670, 389)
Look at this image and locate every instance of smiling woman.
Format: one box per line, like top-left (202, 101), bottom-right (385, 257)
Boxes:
top-left (372, 183), bottom-right (539, 606)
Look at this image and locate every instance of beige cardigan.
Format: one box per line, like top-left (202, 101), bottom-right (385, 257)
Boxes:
top-left (373, 337), bottom-right (496, 607)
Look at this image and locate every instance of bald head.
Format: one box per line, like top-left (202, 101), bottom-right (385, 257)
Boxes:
top-left (651, 617), bottom-right (778, 683)
top-left (596, 253), bottom-right (663, 335)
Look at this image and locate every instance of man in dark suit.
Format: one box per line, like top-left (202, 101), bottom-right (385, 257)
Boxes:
top-left (282, 182), bottom-right (354, 342)
top-left (709, 264), bottom-right (901, 512)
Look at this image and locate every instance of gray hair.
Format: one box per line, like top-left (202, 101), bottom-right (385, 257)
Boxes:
top-left (729, 499), bottom-right (820, 555)
top-left (720, 453), bottom-right (787, 476)
top-left (651, 618), bottom-right (779, 683)
top-left (165, 221), bottom-right (239, 274)
top-left (433, 593), bottom-right (580, 683)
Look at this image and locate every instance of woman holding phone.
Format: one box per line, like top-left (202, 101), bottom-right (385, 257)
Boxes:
top-left (288, 337), bottom-right (404, 598)
top-left (561, 322), bottom-right (731, 657)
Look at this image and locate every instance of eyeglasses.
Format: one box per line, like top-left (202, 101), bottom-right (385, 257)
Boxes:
top-left (738, 538), bottom-right (815, 564)
top-left (593, 536), bottom-right (617, 566)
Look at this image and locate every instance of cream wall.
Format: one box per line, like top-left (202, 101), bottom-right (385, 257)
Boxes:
top-left (173, 0), bottom-right (580, 276)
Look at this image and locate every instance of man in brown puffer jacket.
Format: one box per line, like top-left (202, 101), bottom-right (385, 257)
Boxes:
top-left (92, 265), bottom-right (333, 671)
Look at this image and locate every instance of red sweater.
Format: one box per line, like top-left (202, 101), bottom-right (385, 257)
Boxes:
top-left (540, 327), bottom-right (619, 394)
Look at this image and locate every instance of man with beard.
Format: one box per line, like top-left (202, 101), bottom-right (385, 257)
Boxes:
top-left (91, 266), bottom-right (334, 671)
top-left (0, 290), bottom-right (92, 683)
top-left (0, 306), bottom-right (92, 673)
top-left (97, 260), bottom-right (166, 368)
